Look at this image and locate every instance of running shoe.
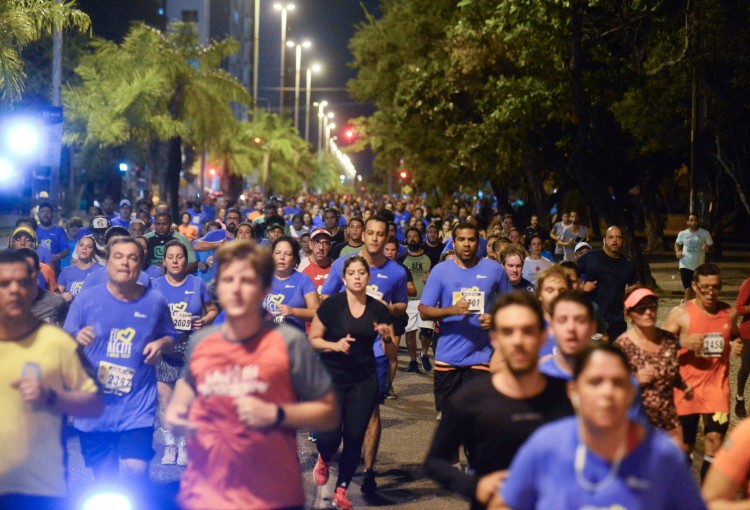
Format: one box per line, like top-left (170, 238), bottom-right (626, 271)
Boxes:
top-left (361, 469), bottom-right (377, 494)
top-left (177, 444), bottom-right (188, 466)
top-left (406, 360), bottom-right (420, 372)
top-left (161, 445), bottom-right (177, 465)
top-left (308, 432), bottom-right (318, 443)
top-left (736, 400), bottom-right (747, 419)
top-left (420, 353), bottom-right (432, 372)
top-left (385, 384), bottom-right (397, 400)
top-left (332, 487), bottom-right (353, 510)
top-left (313, 454), bottom-right (330, 486)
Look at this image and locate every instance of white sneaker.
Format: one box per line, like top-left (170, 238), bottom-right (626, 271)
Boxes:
top-left (177, 444), bottom-right (188, 466)
top-left (161, 445), bottom-right (177, 465)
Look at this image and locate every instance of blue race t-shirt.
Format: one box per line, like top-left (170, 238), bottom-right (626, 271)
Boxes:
top-left (59, 237), bottom-right (78, 269)
top-left (419, 258), bottom-right (511, 366)
top-left (36, 225), bottom-right (68, 257)
top-left (110, 217), bottom-right (131, 228)
top-left (143, 264), bottom-right (164, 280)
top-left (322, 252), bottom-right (408, 357)
top-left (201, 229), bottom-right (234, 243)
top-left (79, 265), bottom-right (151, 292)
top-left (152, 274), bottom-right (211, 341)
top-left (501, 417), bottom-right (705, 510)
top-left (58, 263), bottom-right (101, 297)
top-left (263, 271), bottom-right (317, 332)
top-left (63, 285), bottom-right (177, 432)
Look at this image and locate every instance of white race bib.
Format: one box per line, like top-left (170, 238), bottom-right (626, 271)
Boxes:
top-left (452, 288), bottom-right (485, 315)
top-left (97, 361), bottom-right (134, 396)
top-left (172, 311), bottom-right (193, 332)
top-left (366, 288), bottom-right (384, 301)
top-left (700, 333), bottom-right (725, 358)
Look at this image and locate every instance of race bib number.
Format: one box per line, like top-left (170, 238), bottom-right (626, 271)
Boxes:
top-left (97, 361), bottom-right (134, 396)
top-left (172, 311), bottom-right (192, 332)
top-left (701, 333), bottom-right (725, 358)
top-left (366, 287), bottom-right (384, 301)
top-left (452, 288), bottom-right (485, 315)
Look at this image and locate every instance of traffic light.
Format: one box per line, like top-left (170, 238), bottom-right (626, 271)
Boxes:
top-left (399, 170), bottom-right (408, 180)
top-left (342, 125), bottom-right (357, 143)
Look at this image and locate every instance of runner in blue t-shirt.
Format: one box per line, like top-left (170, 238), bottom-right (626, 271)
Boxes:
top-left (63, 237), bottom-right (176, 483)
top-left (150, 240), bottom-right (217, 465)
top-left (539, 290), bottom-right (648, 424)
top-left (36, 202), bottom-right (69, 271)
top-left (320, 215), bottom-right (408, 494)
top-left (419, 222), bottom-right (511, 415)
top-left (264, 237), bottom-right (319, 332)
top-left (57, 235), bottom-right (100, 302)
top-left (502, 343), bottom-right (705, 510)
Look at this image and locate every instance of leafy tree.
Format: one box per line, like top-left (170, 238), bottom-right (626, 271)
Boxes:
top-left (63, 22), bottom-right (251, 218)
top-left (0, 0), bottom-right (90, 103)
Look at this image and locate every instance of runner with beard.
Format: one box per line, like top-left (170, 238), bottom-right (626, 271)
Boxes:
top-left (399, 227), bottom-right (434, 372)
top-left (144, 213), bottom-right (197, 272)
top-left (425, 292), bottom-right (573, 510)
top-left (419, 222), bottom-right (511, 418)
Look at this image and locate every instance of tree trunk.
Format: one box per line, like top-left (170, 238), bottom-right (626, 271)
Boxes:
top-left (639, 176), bottom-right (665, 253)
top-left (522, 151), bottom-right (547, 225)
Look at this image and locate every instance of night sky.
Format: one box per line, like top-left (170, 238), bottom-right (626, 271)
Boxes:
top-left (256, 0), bottom-right (381, 174)
top-left (78, 0), bottom-right (383, 175)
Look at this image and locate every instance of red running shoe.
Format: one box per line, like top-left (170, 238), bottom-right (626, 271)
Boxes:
top-left (313, 454), bottom-right (330, 486)
top-left (332, 487), bottom-right (353, 510)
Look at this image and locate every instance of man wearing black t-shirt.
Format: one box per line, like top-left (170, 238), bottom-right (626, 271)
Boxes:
top-left (577, 225), bottom-right (639, 339)
top-left (424, 292), bottom-right (573, 510)
top-left (422, 224), bottom-right (445, 268)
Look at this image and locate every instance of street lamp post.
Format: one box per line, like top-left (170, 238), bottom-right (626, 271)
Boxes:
top-left (287, 40), bottom-right (311, 130)
top-left (317, 100), bottom-right (328, 163)
top-left (253, 0), bottom-right (260, 121)
top-left (273, 3), bottom-right (295, 115)
top-left (305, 63), bottom-right (321, 142)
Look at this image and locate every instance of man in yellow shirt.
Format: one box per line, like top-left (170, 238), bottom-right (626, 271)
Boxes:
top-left (0, 249), bottom-right (103, 510)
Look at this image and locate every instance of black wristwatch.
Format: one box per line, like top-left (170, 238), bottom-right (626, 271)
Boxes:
top-left (273, 405), bottom-right (286, 427)
top-left (45, 388), bottom-right (58, 408)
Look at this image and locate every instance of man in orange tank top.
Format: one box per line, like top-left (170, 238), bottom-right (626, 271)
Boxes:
top-left (663, 263), bottom-right (742, 481)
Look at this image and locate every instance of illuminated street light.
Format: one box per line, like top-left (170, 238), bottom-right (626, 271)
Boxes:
top-left (273, 3), bottom-right (295, 114)
top-left (317, 100), bottom-right (328, 162)
top-left (305, 62), bottom-right (321, 142)
top-left (286, 40), bottom-right (311, 130)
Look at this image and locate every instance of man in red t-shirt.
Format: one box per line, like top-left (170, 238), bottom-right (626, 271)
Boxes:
top-left (299, 228), bottom-right (333, 295)
top-left (165, 240), bottom-right (339, 510)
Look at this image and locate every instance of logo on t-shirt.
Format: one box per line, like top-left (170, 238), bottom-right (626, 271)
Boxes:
top-left (70, 281), bottom-right (84, 295)
top-left (107, 327), bottom-right (135, 358)
top-left (197, 365), bottom-right (269, 397)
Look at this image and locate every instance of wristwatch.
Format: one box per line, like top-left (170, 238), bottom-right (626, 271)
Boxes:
top-left (273, 405), bottom-right (286, 427)
top-left (45, 388), bottom-right (58, 408)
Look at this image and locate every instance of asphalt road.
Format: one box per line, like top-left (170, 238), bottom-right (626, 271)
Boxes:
top-left (59, 251), bottom-right (750, 509)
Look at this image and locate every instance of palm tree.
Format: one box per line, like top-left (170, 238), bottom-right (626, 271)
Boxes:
top-left (0, 0), bottom-right (90, 103)
top-left (63, 22), bottom-right (251, 218)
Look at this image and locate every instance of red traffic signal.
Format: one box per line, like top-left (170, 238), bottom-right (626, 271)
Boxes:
top-left (399, 170), bottom-right (408, 180)
top-left (342, 125), bottom-right (357, 143)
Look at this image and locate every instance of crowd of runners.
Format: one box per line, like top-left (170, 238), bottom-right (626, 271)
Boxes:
top-left (1, 190), bottom-right (750, 510)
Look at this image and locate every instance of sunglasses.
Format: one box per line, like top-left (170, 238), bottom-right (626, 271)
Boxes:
top-left (628, 302), bottom-right (658, 314)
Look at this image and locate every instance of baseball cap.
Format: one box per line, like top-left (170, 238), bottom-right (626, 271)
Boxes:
top-left (119, 199), bottom-right (132, 208)
top-left (310, 227), bottom-right (332, 240)
top-left (574, 241), bottom-right (592, 253)
top-left (91, 215), bottom-right (111, 231)
top-left (624, 288), bottom-right (659, 310)
top-left (265, 222), bottom-right (284, 233)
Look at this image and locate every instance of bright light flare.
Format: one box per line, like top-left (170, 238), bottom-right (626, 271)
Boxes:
top-left (81, 491), bottom-right (133, 510)
top-left (3, 117), bottom-right (42, 158)
top-left (0, 158), bottom-right (15, 183)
